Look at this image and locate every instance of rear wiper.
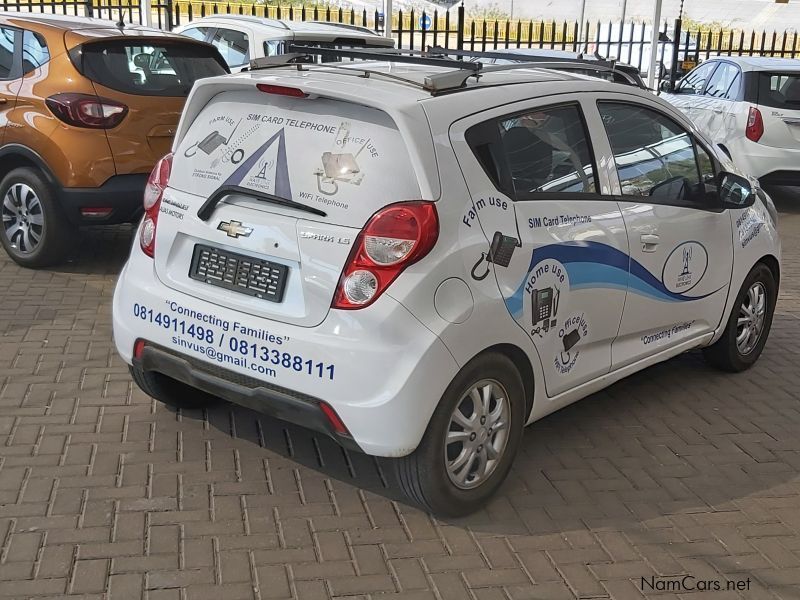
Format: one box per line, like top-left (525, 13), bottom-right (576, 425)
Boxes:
top-left (197, 185), bottom-right (327, 221)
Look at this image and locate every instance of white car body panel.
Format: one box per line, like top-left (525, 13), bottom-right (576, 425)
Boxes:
top-left (663, 56), bottom-right (800, 183)
top-left (174, 16), bottom-right (394, 73)
top-left (113, 63), bottom-right (781, 458)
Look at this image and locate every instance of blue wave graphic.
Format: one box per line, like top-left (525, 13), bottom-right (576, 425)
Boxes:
top-left (505, 241), bottom-right (716, 318)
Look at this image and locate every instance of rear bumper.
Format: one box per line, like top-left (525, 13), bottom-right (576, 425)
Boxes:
top-left (57, 173), bottom-right (148, 225)
top-left (133, 344), bottom-right (362, 452)
top-left (113, 240), bottom-right (460, 457)
top-left (732, 139), bottom-right (800, 183)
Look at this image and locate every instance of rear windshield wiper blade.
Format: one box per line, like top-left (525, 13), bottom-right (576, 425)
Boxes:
top-left (197, 185), bottom-right (327, 221)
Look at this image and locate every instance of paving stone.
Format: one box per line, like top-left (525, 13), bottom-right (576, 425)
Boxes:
top-left (1, 200), bottom-right (800, 599)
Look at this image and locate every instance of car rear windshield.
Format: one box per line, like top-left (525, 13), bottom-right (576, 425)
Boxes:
top-left (758, 72), bottom-right (800, 109)
top-left (72, 40), bottom-right (228, 97)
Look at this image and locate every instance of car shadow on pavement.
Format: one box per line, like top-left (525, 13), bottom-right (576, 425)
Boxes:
top-left (181, 312), bottom-right (799, 538)
top-left (51, 225), bottom-right (135, 276)
top-left (766, 185), bottom-right (800, 214)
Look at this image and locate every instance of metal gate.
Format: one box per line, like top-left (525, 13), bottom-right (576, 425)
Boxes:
top-left (0, 0), bottom-right (174, 29)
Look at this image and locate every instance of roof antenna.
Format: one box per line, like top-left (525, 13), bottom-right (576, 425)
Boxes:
top-left (116, 7), bottom-right (125, 30)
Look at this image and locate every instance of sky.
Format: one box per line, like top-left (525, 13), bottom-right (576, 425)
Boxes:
top-left (377, 0), bottom-right (800, 31)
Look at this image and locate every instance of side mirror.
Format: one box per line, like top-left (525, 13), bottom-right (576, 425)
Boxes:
top-left (718, 172), bottom-right (755, 208)
top-left (659, 80), bottom-right (673, 93)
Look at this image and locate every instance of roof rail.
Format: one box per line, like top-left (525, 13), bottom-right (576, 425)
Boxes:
top-left (204, 14), bottom-right (291, 29)
top-left (287, 44), bottom-right (481, 71)
top-left (426, 46), bottom-right (617, 68)
top-left (302, 21), bottom-right (381, 36)
top-left (425, 46), bottom-right (646, 88)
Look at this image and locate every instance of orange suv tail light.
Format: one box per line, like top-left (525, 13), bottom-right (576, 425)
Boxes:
top-left (46, 93), bottom-right (128, 129)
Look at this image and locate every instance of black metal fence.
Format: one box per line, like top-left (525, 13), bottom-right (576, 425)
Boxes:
top-left (3, 0), bottom-right (800, 88)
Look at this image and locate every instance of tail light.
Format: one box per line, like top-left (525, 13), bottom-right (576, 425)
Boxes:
top-left (256, 83), bottom-right (308, 98)
top-left (46, 93), bottom-right (128, 129)
top-left (746, 106), bottom-right (764, 142)
top-left (133, 339), bottom-right (146, 359)
top-left (140, 153), bottom-right (173, 258)
top-left (332, 201), bottom-right (438, 309)
top-left (319, 401), bottom-right (350, 436)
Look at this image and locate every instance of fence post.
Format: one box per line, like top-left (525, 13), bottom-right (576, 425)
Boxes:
top-left (84, 0), bottom-right (93, 18)
top-left (141, 0), bottom-right (153, 27)
top-left (668, 17), bottom-right (682, 90)
top-left (457, 2), bottom-right (464, 50)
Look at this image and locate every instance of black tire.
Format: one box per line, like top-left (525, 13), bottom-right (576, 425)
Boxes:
top-left (394, 353), bottom-right (525, 517)
top-left (129, 366), bottom-right (220, 409)
top-left (0, 167), bottom-right (73, 268)
top-left (703, 263), bottom-right (776, 372)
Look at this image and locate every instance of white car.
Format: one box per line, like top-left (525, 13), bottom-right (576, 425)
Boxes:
top-left (112, 53), bottom-right (781, 516)
top-left (663, 56), bottom-right (800, 186)
top-left (174, 15), bottom-right (394, 72)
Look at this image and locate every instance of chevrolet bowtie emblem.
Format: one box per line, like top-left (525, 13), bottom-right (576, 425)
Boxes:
top-left (217, 220), bottom-right (253, 239)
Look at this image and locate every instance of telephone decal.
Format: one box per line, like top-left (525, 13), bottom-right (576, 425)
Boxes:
top-left (471, 231), bottom-right (522, 280)
top-left (184, 118), bottom-right (243, 159)
top-left (313, 122), bottom-right (374, 196)
top-left (531, 286), bottom-right (560, 337)
top-left (470, 207), bottom-right (523, 281)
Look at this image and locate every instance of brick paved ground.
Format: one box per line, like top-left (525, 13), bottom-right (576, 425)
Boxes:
top-left (0, 192), bottom-right (799, 600)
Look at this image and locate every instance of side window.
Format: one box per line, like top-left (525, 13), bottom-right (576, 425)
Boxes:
top-left (676, 61), bottom-right (717, 95)
top-left (704, 63), bottom-right (739, 99)
top-left (598, 102), bottom-right (708, 205)
top-left (21, 30), bottom-right (49, 74)
top-left (724, 72), bottom-right (741, 100)
top-left (480, 104), bottom-right (597, 199)
top-left (264, 40), bottom-right (284, 57)
top-left (212, 28), bottom-right (249, 68)
top-left (0, 27), bottom-right (15, 80)
top-left (180, 27), bottom-right (209, 42)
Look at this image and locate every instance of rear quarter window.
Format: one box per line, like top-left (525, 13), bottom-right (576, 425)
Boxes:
top-left (466, 103), bottom-right (598, 199)
top-left (72, 40), bottom-right (228, 97)
top-left (22, 31), bottom-right (49, 74)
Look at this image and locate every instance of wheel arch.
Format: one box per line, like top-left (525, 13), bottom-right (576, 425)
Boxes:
top-left (758, 254), bottom-right (780, 290)
top-left (0, 145), bottom-right (59, 188)
top-left (477, 343), bottom-right (535, 422)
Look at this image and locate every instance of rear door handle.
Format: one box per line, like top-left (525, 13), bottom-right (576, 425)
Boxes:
top-left (0, 98), bottom-right (7, 105)
top-left (640, 234), bottom-right (660, 252)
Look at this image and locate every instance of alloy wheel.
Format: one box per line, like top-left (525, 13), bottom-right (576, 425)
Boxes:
top-left (445, 379), bottom-right (511, 490)
top-left (736, 281), bottom-right (767, 356)
top-left (2, 183), bottom-right (44, 255)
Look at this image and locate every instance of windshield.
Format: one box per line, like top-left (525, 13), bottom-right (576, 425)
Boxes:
top-left (758, 72), bottom-right (800, 109)
top-left (74, 40), bottom-right (228, 97)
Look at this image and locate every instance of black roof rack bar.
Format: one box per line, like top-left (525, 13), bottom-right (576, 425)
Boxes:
top-left (246, 45), bottom-right (639, 93)
top-left (286, 44), bottom-right (483, 72)
top-left (424, 46), bottom-right (646, 88)
top-left (425, 46), bottom-right (617, 69)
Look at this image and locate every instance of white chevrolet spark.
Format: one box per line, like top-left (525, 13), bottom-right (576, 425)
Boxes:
top-left (113, 52), bottom-right (781, 516)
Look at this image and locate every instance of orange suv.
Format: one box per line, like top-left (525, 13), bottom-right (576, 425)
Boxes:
top-left (0, 13), bottom-right (228, 267)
